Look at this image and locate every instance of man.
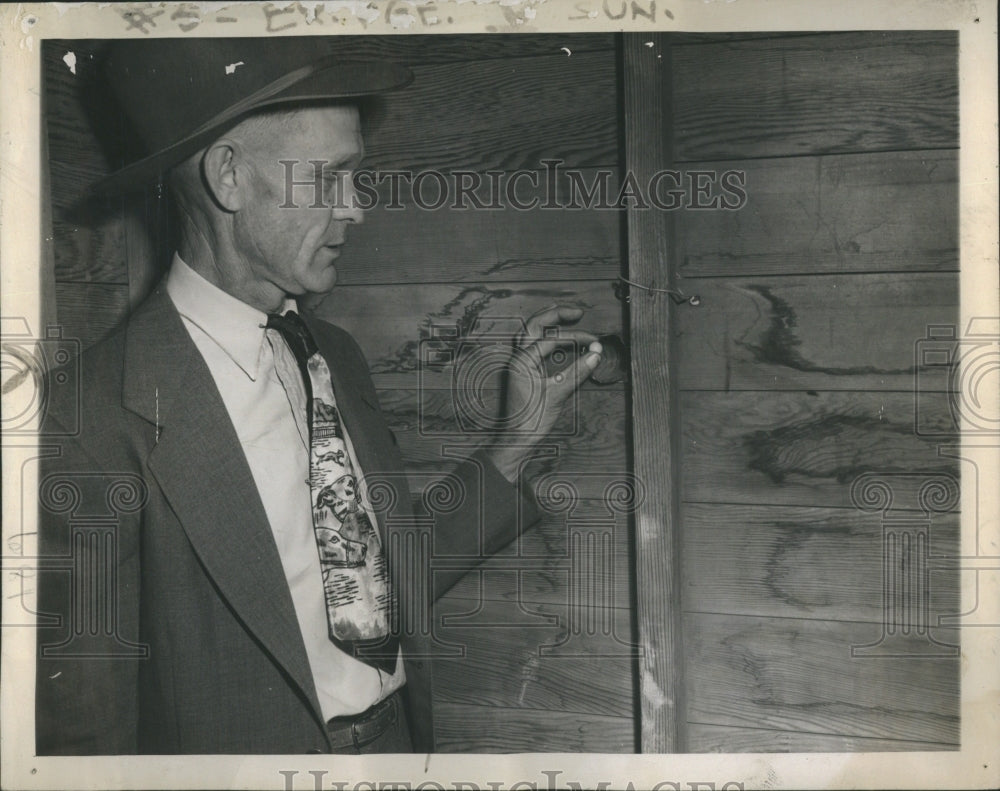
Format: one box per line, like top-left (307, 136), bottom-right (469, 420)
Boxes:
top-left (35, 37), bottom-right (602, 755)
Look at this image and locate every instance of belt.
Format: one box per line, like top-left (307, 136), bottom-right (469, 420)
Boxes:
top-left (326, 690), bottom-right (401, 750)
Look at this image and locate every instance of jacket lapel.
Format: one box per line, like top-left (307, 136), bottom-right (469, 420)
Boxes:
top-left (121, 287), bottom-right (327, 734)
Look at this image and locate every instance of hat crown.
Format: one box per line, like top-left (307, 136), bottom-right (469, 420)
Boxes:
top-left (96, 37), bottom-right (412, 194)
top-left (107, 38), bottom-right (330, 155)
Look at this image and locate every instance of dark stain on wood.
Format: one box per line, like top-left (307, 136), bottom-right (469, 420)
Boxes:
top-left (362, 285), bottom-right (595, 374)
top-left (682, 504), bottom-right (959, 623)
top-left (364, 287), bottom-right (511, 374)
top-left (762, 520), bottom-right (854, 610)
top-left (743, 412), bottom-right (945, 485)
top-left (739, 285), bottom-right (914, 377)
top-left (482, 256), bottom-right (612, 278)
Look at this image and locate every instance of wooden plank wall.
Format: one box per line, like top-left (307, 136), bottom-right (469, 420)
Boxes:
top-left (307, 35), bottom-right (637, 752)
top-left (669, 31), bottom-right (961, 752)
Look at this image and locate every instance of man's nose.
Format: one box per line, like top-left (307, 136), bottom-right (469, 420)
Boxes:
top-left (332, 176), bottom-right (364, 225)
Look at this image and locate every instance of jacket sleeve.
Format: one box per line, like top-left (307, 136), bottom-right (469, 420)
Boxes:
top-left (427, 446), bottom-right (542, 601)
top-left (35, 410), bottom-right (142, 755)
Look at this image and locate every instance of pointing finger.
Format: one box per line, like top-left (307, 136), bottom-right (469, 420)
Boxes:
top-left (522, 304), bottom-right (585, 340)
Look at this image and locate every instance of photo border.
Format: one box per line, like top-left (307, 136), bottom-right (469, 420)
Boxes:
top-left (2, 2), bottom-right (997, 789)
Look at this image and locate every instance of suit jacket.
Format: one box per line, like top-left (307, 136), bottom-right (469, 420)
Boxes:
top-left (35, 283), bottom-right (537, 755)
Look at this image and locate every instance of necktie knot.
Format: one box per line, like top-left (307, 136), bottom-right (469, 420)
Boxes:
top-left (266, 310), bottom-right (318, 368)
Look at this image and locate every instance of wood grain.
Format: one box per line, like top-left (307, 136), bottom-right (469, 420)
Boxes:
top-left (687, 723), bottom-right (956, 752)
top-left (673, 31), bottom-right (958, 161)
top-left (396, 448), bottom-right (632, 505)
top-left (52, 283), bottom-right (129, 351)
top-left (681, 391), bottom-right (959, 509)
top-left (672, 33), bottom-right (816, 45)
top-left (363, 50), bottom-right (618, 172)
top-left (682, 503), bottom-right (959, 624)
top-left (676, 273), bottom-right (959, 392)
top-left (312, 33), bottom-right (617, 64)
top-left (677, 150), bottom-right (957, 278)
top-left (623, 33), bottom-right (686, 753)
top-left (332, 168), bottom-right (622, 286)
top-left (380, 388), bottom-right (628, 491)
top-left (431, 598), bottom-right (636, 718)
top-left (433, 702), bottom-right (636, 753)
top-left (440, 504), bottom-right (634, 610)
top-left (50, 220), bottom-right (130, 286)
top-left (686, 612), bottom-right (959, 743)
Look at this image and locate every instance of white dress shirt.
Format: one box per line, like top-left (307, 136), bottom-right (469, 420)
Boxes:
top-left (166, 255), bottom-right (404, 720)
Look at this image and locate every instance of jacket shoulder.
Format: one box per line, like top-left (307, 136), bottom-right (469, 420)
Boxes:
top-left (42, 323), bottom-right (127, 437)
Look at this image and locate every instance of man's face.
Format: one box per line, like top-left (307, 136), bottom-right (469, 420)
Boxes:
top-left (233, 105), bottom-right (364, 301)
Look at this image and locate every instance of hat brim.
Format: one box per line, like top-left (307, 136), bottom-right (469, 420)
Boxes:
top-left (91, 58), bottom-right (412, 196)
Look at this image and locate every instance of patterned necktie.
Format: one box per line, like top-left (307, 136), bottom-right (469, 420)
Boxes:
top-left (265, 311), bottom-right (398, 674)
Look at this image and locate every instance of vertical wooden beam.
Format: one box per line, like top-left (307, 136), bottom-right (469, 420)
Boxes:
top-left (621, 32), bottom-right (687, 752)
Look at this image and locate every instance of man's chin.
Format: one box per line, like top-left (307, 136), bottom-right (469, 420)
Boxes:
top-left (294, 269), bottom-right (339, 308)
top-left (309, 258), bottom-right (340, 288)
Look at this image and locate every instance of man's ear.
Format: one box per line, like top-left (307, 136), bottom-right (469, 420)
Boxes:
top-left (201, 138), bottom-right (246, 212)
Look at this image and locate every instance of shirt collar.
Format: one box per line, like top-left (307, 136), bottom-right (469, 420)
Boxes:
top-left (166, 254), bottom-right (297, 381)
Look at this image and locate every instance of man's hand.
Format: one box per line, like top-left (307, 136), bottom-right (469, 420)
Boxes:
top-left (485, 304), bottom-right (602, 482)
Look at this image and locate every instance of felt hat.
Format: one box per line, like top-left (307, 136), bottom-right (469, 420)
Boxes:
top-left (92, 37), bottom-right (413, 195)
